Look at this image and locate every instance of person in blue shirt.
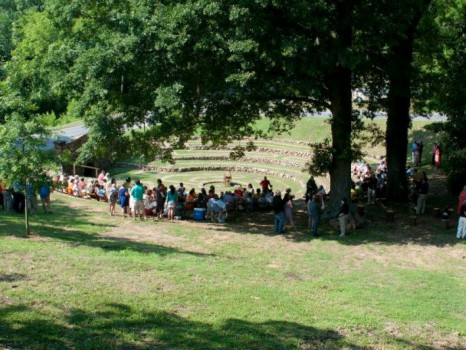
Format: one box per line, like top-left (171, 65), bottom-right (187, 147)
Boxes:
top-left (118, 182), bottom-right (130, 217)
top-left (39, 183), bottom-right (52, 213)
top-left (130, 180), bottom-right (145, 220)
top-left (308, 194), bottom-right (325, 237)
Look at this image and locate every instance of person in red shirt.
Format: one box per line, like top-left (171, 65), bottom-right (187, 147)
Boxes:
top-left (260, 176), bottom-right (272, 194)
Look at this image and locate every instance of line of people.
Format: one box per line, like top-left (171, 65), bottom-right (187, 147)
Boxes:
top-left (53, 172), bottom-right (298, 223)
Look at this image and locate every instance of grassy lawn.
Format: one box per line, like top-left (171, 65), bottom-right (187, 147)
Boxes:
top-left (2, 115), bottom-right (458, 349)
top-left (1, 194), bottom-right (465, 349)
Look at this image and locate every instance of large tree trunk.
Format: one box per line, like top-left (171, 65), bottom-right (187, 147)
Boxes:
top-left (385, 1), bottom-right (430, 202)
top-left (386, 38), bottom-right (412, 202)
top-left (324, 1), bottom-right (354, 218)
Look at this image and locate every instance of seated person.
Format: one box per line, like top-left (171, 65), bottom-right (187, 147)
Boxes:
top-left (72, 180), bottom-right (81, 197)
top-left (207, 197), bottom-right (227, 223)
top-left (86, 180), bottom-right (97, 198)
top-left (144, 190), bottom-right (157, 215)
top-left (245, 192), bottom-right (254, 212)
top-left (207, 189), bottom-right (219, 200)
top-left (67, 179), bottom-right (75, 196)
top-left (196, 191), bottom-right (207, 209)
top-left (254, 188), bottom-right (262, 202)
top-left (350, 182), bottom-right (358, 202)
top-left (317, 185), bottom-right (327, 199)
top-left (177, 188), bottom-right (186, 203)
top-left (406, 166), bottom-right (414, 177)
top-left (97, 185), bottom-right (107, 201)
top-left (264, 191), bottom-right (274, 206)
top-left (78, 178), bottom-right (86, 191)
top-left (223, 191), bottom-right (236, 205)
top-left (185, 189), bottom-right (197, 210)
top-left (257, 194), bottom-right (267, 210)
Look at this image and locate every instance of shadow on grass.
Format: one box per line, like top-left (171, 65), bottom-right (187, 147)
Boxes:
top-left (0, 303), bottom-right (377, 350)
top-left (0, 199), bottom-right (213, 258)
top-left (201, 199), bottom-right (461, 248)
top-left (0, 273), bottom-right (27, 283)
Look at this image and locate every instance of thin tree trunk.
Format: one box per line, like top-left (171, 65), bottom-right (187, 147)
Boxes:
top-left (25, 195), bottom-right (30, 235)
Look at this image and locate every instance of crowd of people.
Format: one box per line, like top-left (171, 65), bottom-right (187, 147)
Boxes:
top-left (411, 140), bottom-right (442, 168)
top-left (48, 171), bottom-right (298, 223)
top-left (1, 142), bottom-right (464, 239)
top-left (0, 179), bottom-right (52, 215)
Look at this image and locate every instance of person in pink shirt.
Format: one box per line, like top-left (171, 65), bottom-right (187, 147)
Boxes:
top-left (98, 170), bottom-right (105, 183)
top-left (457, 185), bottom-right (466, 215)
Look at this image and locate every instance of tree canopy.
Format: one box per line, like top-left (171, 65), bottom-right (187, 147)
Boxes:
top-left (1, 0), bottom-right (464, 212)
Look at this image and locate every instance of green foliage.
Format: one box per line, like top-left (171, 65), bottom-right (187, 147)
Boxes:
top-left (0, 114), bottom-right (57, 188)
top-left (415, 1), bottom-right (466, 195)
top-left (305, 138), bottom-right (333, 177)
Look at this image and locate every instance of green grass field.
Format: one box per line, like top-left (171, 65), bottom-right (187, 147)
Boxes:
top-left (1, 194), bottom-right (465, 349)
top-left (1, 116), bottom-right (464, 349)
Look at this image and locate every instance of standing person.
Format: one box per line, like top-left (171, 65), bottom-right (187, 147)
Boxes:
top-left (306, 175), bottom-right (318, 201)
top-left (338, 198), bottom-right (349, 237)
top-left (283, 188), bottom-right (295, 230)
top-left (411, 140), bottom-right (418, 165)
top-left (247, 183), bottom-right (255, 195)
top-left (457, 200), bottom-right (466, 239)
top-left (418, 141), bottom-right (424, 164)
top-left (434, 144), bottom-right (442, 168)
top-left (431, 143), bottom-right (437, 166)
top-left (416, 176), bottom-right (429, 215)
top-left (366, 173), bottom-right (377, 204)
top-left (39, 182), bottom-right (52, 214)
top-left (457, 185), bottom-right (466, 215)
top-left (166, 185), bottom-right (178, 221)
top-left (108, 184), bottom-right (118, 216)
top-left (272, 190), bottom-right (285, 233)
top-left (130, 180), bottom-right (145, 221)
top-left (12, 182), bottom-right (25, 213)
top-left (2, 181), bottom-right (12, 212)
top-left (309, 194), bottom-right (325, 237)
top-left (260, 176), bottom-right (272, 194)
top-left (125, 177), bottom-right (132, 217)
top-left (26, 182), bottom-right (38, 215)
top-left (156, 179), bottom-right (166, 219)
top-left (118, 183), bottom-right (130, 217)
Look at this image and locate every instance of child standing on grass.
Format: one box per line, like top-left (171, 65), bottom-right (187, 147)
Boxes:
top-left (108, 184), bottom-right (118, 216)
top-left (119, 183), bottom-right (129, 217)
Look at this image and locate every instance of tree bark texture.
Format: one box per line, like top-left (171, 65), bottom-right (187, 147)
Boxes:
top-left (385, 1), bottom-right (430, 202)
top-left (324, 1), bottom-right (354, 218)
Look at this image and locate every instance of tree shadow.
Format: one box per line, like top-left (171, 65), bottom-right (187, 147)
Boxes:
top-left (0, 303), bottom-right (374, 349)
top-left (0, 203), bottom-right (214, 258)
top-left (199, 200), bottom-right (461, 248)
top-left (0, 273), bottom-right (27, 283)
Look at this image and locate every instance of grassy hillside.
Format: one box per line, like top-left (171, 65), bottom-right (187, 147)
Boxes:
top-left (1, 194), bottom-right (465, 349)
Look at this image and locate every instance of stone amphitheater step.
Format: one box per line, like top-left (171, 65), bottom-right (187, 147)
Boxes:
top-left (169, 156), bottom-right (305, 168)
top-left (115, 163), bottom-right (307, 188)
